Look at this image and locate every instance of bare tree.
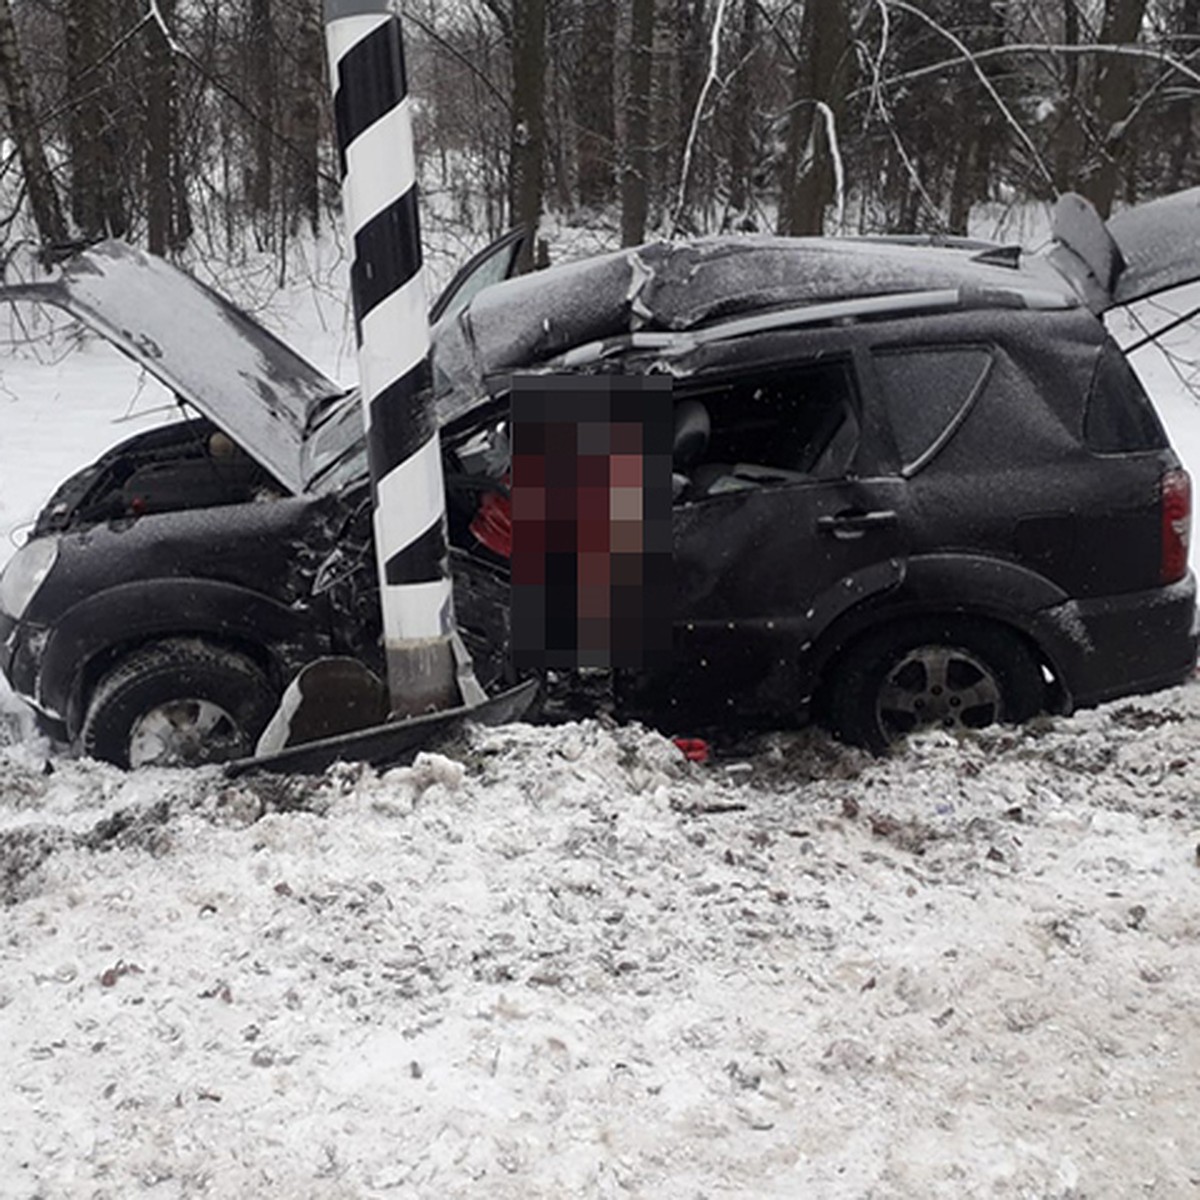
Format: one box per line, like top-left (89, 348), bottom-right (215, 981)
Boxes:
top-left (1163, 0), bottom-right (1200, 192)
top-left (778, 0), bottom-right (853, 235)
top-left (146, 0), bottom-right (189, 254)
top-left (0, 0), bottom-right (66, 245)
top-left (246, 0), bottom-right (275, 224)
top-left (1084, 0), bottom-right (1149, 214)
top-left (621, 0), bottom-right (655, 245)
top-left (574, 0), bottom-right (616, 208)
top-left (725, 0), bottom-right (758, 226)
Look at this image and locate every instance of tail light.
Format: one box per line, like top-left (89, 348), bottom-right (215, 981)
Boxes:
top-left (1161, 467), bottom-right (1191, 584)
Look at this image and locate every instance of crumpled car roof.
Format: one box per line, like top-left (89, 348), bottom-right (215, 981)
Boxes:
top-left (433, 234), bottom-right (1076, 413)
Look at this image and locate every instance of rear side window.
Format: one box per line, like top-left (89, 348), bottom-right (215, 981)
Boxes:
top-left (691, 360), bottom-right (859, 473)
top-left (1084, 341), bottom-right (1168, 453)
top-left (671, 359), bottom-right (860, 500)
top-left (874, 346), bottom-right (992, 474)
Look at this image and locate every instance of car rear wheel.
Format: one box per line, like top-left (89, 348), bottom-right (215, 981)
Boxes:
top-left (80, 639), bottom-right (278, 769)
top-left (827, 617), bottom-right (1044, 753)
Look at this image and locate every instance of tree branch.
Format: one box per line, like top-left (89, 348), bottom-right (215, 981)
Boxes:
top-left (880, 0), bottom-right (1056, 191)
top-left (403, 8), bottom-right (510, 114)
top-left (670, 0), bottom-right (732, 237)
top-left (848, 40), bottom-right (1200, 98)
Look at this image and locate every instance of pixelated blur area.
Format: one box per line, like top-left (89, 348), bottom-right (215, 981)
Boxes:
top-left (510, 375), bottom-right (673, 669)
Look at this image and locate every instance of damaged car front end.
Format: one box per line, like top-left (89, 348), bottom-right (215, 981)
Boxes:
top-left (0, 233), bottom-right (526, 766)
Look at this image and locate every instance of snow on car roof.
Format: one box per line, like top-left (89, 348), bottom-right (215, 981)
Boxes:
top-left (432, 233), bottom-right (1078, 413)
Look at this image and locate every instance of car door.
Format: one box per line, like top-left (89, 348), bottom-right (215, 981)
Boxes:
top-left (429, 227), bottom-right (529, 325)
top-left (647, 350), bottom-right (907, 721)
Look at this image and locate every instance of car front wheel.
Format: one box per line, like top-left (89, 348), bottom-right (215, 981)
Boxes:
top-left (827, 617), bottom-right (1044, 753)
top-left (80, 639), bottom-right (278, 769)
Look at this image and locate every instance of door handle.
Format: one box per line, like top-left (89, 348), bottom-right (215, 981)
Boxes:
top-left (816, 510), bottom-right (899, 538)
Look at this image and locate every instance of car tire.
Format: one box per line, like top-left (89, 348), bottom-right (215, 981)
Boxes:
top-left (80, 639), bottom-right (278, 769)
top-left (827, 617), bottom-right (1044, 753)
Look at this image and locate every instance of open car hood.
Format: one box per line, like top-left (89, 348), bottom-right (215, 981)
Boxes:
top-left (0, 241), bottom-right (343, 494)
top-left (1048, 187), bottom-right (1200, 312)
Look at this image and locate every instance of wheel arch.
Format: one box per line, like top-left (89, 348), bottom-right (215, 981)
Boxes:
top-left (37, 579), bottom-right (328, 738)
top-left (80, 637), bottom-right (280, 768)
top-left (806, 555), bottom-right (1071, 718)
top-left (818, 610), bottom-right (1047, 750)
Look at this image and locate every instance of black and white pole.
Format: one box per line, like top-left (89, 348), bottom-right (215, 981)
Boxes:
top-left (325, 0), bottom-right (476, 715)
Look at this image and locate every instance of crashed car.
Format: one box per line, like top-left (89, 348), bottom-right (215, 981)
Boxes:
top-left (0, 231), bottom-right (526, 767)
top-left (2, 192), bottom-right (1198, 766)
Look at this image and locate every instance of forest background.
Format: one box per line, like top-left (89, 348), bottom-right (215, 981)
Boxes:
top-left (0, 0), bottom-right (1194, 282)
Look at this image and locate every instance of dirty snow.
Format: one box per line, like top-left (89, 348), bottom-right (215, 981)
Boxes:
top-left (2, 252), bottom-right (1200, 1197)
top-left (3, 704), bottom-right (1200, 1197)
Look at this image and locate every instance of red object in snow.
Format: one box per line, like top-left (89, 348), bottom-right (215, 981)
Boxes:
top-left (673, 737), bottom-right (710, 763)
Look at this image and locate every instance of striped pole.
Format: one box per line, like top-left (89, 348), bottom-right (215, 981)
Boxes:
top-left (325, 0), bottom-right (472, 715)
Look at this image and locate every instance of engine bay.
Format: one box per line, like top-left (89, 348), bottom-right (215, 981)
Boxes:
top-left (33, 417), bottom-right (284, 535)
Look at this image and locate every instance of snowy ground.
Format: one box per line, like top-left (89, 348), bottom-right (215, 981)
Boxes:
top-left (3, 699), bottom-right (1200, 1197)
top-left (2, 245), bottom-right (1200, 1197)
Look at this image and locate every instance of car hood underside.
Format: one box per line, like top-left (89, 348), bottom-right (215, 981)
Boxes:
top-left (0, 241), bottom-right (343, 494)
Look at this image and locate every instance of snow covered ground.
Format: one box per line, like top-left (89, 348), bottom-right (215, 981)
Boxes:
top-left (2, 249), bottom-right (1200, 1197)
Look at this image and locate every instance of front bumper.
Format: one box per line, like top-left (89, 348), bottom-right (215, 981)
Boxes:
top-left (1033, 573), bottom-right (1199, 711)
top-left (0, 607), bottom-right (15, 675)
top-left (0, 612), bottom-right (68, 740)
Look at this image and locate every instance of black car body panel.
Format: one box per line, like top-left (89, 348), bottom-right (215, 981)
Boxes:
top-left (7, 485), bottom-right (346, 729)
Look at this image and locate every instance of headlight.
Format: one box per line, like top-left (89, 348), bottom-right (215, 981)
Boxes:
top-left (0, 537), bottom-right (58, 619)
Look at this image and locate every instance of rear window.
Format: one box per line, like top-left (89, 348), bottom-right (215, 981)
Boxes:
top-left (1083, 341), bottom-right (1168, 453)
top-left (874, 346), bottom-right (992, 473)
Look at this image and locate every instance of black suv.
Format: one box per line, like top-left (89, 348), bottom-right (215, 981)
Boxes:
top-left (1, 192), bottom-right (1196, 765)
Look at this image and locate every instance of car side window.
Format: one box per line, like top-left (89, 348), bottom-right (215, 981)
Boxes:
top-left (1083, 340), bottom-right (1168, 453)
top-left (672, 359), bottom-right (860, 501)
top-left (874, 346), bottom-right (992, 475)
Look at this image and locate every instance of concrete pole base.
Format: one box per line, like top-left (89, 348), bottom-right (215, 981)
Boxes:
top-left (385, 636), bottom-right (462, 717)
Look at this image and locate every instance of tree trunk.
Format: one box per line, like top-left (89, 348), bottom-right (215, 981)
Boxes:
top-left (66, 0), bottom-right (105, 238)
top-left (671, 0), bottom-right (706, 232)
top-left (946, 0), bottom-right (1003, 234)
top-left (1083, 0), bottom-right (1149, 216)
top-left (620, 0), bottom-right (655, 246)
top-left (146, 0), bottom-right (183, 255)
top-left (574, 0), bottom-right (615, 208)
top-left (1166, 0), bottom-right (1200, 191)
top-left (1053, 0), bottom-right (1084, 191)
top-left (290, 0), bottom-right (323, 233)
top-left (725, 0), bottom-right (757, 222)
top-left (248, 0), bottom-right (275, 223)
top-left (509, 0), bottom-right (546, 272)
top-left (778, 0), bottom-right (851, 236)
top-left (0, 0), bottom-right (66, 245)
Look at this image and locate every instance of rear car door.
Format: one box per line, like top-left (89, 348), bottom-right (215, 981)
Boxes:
top-left (644, 348), bottom-right (906, 721)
